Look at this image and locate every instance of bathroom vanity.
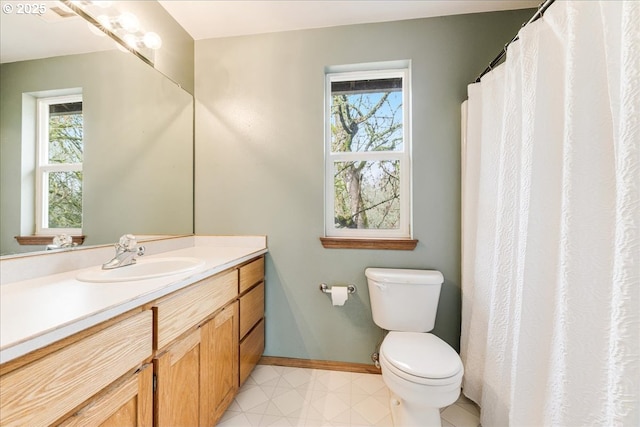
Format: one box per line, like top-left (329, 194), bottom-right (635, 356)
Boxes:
top-left (0, 236), bottom-right (266, 426)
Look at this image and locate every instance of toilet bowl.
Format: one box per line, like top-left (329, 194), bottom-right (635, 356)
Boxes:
top-left (365, 268), bottom-right (464, 427)
top-left (380, 331), bottom-right (463, 426)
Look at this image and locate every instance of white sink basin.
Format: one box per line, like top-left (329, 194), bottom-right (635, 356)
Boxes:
top-left (76, 257), bottom-right (206, 283)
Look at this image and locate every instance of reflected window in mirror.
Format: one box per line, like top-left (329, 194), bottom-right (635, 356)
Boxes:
top-left (35, 93), bottom-right (83, 236)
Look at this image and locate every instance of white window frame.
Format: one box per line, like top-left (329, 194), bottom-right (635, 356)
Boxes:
top-left (324, 65), bottom-right (412, 239)
top-left (36, 94), bottom-right (83, 236)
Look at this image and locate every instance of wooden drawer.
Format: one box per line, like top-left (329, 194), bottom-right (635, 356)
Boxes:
top-left (58, 363), bottom-right (153, 427)
top-left (0, 311), bottom-right (152, 426)
top-left (239, 257), bottom-right (264, 294)
top-left (239, 318), bottom-right (265, 385)
top-left (239, 282), bottom-right (264, 339)
top-left (154, 269), bottom-right (238, 350)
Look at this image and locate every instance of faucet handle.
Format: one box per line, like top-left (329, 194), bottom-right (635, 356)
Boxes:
top-left (53, 234), bottom-right (73, 247)
top-left (118, 234), bottom-right (138, 250)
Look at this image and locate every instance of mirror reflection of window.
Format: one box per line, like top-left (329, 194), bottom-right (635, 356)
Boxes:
top-left (36, 94), bottom-right (83, 236)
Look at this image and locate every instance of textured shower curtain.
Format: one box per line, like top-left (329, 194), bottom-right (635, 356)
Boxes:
top-left (461, 1), bottom-right (639, 426)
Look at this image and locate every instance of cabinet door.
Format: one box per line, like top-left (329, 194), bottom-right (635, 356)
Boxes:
top-left (154, 329), bottom-right (201, 427)
top-left (154, 302), bottom-right (240, 427)
top-left (58, 363), bottom-right (153, 427)
top-left (201, 301), bottom-right (239, 427)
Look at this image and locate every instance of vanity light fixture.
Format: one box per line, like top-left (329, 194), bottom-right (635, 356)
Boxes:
top-left (142, 32), bottom-right (162, 50)
top-left (121, 32), bottom-right (163, 50)
top-left (93, 12), bottom-right (139, 35)
top-left (118, 12), bottom-right (139, 33)
top-left (122, 31), bottom-right (162, 50)
top-left (61, 0), bottom-right (163, 66)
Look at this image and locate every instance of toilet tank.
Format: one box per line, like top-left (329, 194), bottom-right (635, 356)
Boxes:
top-left (365, 268), bottom-right (444, 332)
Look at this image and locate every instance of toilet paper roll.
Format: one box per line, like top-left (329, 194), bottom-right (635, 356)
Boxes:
top-left (331, 286), bottom-right (349, 306)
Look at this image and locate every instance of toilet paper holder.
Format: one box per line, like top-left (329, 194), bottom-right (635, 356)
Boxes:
top-left (319, 283), bottom-right (357, 294)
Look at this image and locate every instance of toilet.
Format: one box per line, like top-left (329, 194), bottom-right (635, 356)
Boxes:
top-left (365, 268), bottom-right (463, 427)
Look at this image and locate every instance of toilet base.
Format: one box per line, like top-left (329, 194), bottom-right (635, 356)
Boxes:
top-left (389, 393), bottom-right (442, 427)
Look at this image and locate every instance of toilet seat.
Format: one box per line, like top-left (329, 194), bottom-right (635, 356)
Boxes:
top-left (380, 332), bottom-right (463, 386)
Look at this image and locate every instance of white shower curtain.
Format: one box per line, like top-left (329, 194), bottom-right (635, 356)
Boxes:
top-left (461, 1), bottom-right (639, 426)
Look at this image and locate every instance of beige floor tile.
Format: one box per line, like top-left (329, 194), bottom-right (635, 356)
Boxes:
top-left (441, 404), bottom-right (481, 427)
top-left (224, 365), bottom-right (480, 427)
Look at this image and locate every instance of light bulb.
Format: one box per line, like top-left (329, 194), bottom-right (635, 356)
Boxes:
top-left (117, 12), bottom-right (139, 33)
top-left (122, 33), bottom-right (139, 49)
top-left (142, 32), bottom-right (162, 50)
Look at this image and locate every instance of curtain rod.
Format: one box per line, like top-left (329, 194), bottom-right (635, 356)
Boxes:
top-left (473, 0), bottom-right (556, 83)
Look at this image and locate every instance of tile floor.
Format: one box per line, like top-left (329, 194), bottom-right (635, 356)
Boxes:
top-left (218, 365), bottom-right (480, 427)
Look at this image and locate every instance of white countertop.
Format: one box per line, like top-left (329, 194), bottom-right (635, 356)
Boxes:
top-left (0, 236), bottom-right (267, 364)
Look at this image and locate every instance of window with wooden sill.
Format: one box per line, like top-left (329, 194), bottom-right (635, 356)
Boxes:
top-left (324, 61), bottom-right (414, 248)
top-left (15, 235), bottom-right (85, 246)
top-left (319, 237), bottom-right (418, 250)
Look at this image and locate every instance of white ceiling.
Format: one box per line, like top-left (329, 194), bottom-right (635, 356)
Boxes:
top-left (0, 1), bottom-right (119, 63)
top-left (1, 0), bottom-right (539, 64)
top-left (158, 1), bottom-right (540, 41)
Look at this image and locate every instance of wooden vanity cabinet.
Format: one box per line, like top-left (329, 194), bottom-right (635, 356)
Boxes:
top-left (154, 328), bottom-right (201, 426)
top-left (152, 267), bottom-right (242, 427)
top-left (239, 257), bottom-right (266, 385)
top-left (154, 301), bottom-right (239, 427)
top-left (57, 363), bottom-right (153, 427)
top-left (202, 301), bottom-right (239, 425)
top-left (0, 310), bottom-right (153, 426)
top-left (153, 269), bottom-right (238, 351)
top-left (0, 254), bottom-right (266, 427)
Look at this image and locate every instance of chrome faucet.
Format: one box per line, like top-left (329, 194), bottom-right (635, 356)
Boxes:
top-left (102, 234), bottom-right (145, 270)
top-left (46, 234), bottom-right (77, 251)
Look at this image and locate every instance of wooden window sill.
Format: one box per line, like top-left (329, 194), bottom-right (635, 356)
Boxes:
top-left (15, 235), bottom-right (85, 246)
top-left (320, 237), bottom-right (418, 250)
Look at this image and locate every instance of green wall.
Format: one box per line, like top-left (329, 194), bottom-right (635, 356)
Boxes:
top-left (0, 51), bottom-right (193, 255)
top-left (194, 10), bottom-right (533, 364)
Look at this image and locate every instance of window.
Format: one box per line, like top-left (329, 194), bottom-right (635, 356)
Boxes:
top-left (36, 94), bottom-right (83, 235)
top-left (324, 65), bottom-right (413, 244)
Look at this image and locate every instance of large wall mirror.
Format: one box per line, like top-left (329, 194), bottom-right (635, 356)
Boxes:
top-left (0, 1), bottom-right (194, 256)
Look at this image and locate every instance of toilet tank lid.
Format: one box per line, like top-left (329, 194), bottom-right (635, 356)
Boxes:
top-left (365, 268), bottom-right (444, 284)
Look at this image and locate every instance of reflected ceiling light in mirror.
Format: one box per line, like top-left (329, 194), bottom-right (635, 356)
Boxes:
top-left (94, 12), bottom-right (139, 35)
top-left (124, 32), bottom-right (163, 50)
top-left (142, 32), bottom-right (162, 49)
top-left (114, 12), bottom-right (140, 33)
top-left (61, 0), bottom-right (162, 66)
